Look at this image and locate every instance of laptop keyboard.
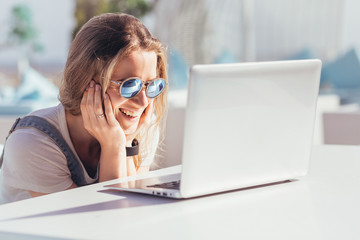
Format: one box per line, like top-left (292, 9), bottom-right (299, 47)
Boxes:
top-left (147, 180), bottom-right (181, 190)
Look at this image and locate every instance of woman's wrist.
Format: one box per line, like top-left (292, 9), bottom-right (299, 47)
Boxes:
top-left (99, 144), bottom-right (127, 181)
top-left (100, 139), bottom-right (139, 157)
top-left (126, 139), bottom-right (139, 157)
top-left (99, 134), bottom-right (126, 150)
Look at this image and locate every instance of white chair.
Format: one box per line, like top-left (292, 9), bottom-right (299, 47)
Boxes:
top-left (323, 106), bottom-right (360, 145)
top-left (313, 94), bottom-right (340, 144)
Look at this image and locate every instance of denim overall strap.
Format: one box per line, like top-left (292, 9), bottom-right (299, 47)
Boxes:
top-left (1, 116), bottom-right (88, 186)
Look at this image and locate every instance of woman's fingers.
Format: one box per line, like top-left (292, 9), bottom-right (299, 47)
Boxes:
top-left (80, 86), bottom-right (90, 123)
top-left (94, 84), bottom-right (105, 118)
top-left (81, 81), bottom-right (108, 132)
top-left (145, 100), bottom-right (154, 123)
top-left (85, 81), bottom-right (107, 122)
top-left (104, 93), bottom-right (117, 126)
top-left (139, 100), bottom-right (154, 127)
top-left (86, 81), bottom-right (96, 118)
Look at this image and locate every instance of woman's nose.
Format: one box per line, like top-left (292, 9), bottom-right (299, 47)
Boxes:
top-left (132, 88), bottom-right (149, 106)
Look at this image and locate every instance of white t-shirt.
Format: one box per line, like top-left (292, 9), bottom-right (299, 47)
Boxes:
top-left (0, 104), bottom-right (158, 204)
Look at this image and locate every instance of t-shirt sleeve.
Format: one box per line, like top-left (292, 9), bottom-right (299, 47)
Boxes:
top-left (2, 129), bottom-right (74, 193)
top-left (140, 126), bottom-right (160, 167)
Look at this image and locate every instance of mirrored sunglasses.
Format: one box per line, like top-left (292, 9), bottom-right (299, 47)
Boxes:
top-left (111, 78), bottom-right (167, 99)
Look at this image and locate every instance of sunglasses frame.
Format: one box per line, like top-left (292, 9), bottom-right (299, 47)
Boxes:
top-left (110, 77), bottom-right (167, 99)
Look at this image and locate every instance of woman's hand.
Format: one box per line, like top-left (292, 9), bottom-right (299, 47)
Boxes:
top-left (80, 80), bottom-right (126, 149)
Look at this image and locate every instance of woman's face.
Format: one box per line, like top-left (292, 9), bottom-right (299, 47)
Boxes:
top-left (106, 50), bottom-right (157, 135)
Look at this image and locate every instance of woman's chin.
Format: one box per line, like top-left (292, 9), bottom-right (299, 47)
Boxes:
top-left (124, 129), bottom-right (136, 137)
top-left (118, 116), bottom-right (140, 136)
top-left (122, 123), bottom-right (139, 136)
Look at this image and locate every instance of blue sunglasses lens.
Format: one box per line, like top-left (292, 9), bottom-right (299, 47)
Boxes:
top-left (147, 79), bottom-right (166, 98)
top-left (121, 78), bottom-right (142, 98)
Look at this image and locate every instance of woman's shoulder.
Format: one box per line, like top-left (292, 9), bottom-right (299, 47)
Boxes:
top-left (2, 104), bottom-right (68, 161)
top-left (21, 104), bottom-right (69, 139)
top-left (3, 127), bottom-right (68, 177)
top-left (29, 103), bottom-right (65, 126)
top-left (2, 128), bottom-right (72, 196)
top-left (5, 128), bottom-right (64, 162)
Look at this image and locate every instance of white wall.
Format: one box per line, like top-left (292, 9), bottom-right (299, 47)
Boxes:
top-left (342, 0), bottom-right (360, 53)
top-left (254, 0), bottom-right (344, 61)
top-left (0, 0), bottom-right (75, 69)
top-left (150, 0), bottom-right (360, 64)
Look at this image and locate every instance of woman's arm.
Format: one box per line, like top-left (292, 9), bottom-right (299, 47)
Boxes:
top-left (137, 166), bottom-right (150, 174)
top-left (80, 81), bottom-right (154, 179)
top-left (81, 81), bottom-right (128, 182)
top-left (28, 182), bottom-right (78, 197)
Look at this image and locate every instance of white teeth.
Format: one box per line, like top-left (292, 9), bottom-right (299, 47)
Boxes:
top-left (121, 109), bottom-right (138, 117)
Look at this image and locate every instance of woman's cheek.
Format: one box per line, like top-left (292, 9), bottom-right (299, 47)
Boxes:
top-left (107, 91), bottom-right (127, 112)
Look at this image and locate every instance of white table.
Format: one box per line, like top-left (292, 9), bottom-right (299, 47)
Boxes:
top-left (0, 145), bottom-right (360, 240)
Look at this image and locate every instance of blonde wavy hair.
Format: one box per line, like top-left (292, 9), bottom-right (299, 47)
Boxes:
top-left (59, 13), bottom-right (168, 169)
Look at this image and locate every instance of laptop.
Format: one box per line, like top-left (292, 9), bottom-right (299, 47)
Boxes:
top-left (104, 59), bottom-right (322, 199)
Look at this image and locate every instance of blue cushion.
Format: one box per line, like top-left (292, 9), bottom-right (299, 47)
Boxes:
top-left (321, 48), bottom-right (360, 89)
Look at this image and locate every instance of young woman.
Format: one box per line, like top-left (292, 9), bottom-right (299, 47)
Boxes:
top-left (0, 13), bottom-right (168, 203)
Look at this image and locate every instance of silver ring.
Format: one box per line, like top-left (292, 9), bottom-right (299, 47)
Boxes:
top-left (96, 114), bottom-right (105, 119)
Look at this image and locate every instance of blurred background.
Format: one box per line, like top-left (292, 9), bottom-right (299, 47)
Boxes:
top-left (1, 0), bottom-right (360, 167)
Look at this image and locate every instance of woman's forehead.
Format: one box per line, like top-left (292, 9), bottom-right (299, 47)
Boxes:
top-left (112, 50), bottom-right (157, 80)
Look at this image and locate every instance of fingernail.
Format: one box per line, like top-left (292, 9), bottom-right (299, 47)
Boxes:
top-left (90, 81), bottom-right (95, 87)
top-left (95, 84), bottom-right (100, 91)
top-left (103, 94), bottom-right (108, 99)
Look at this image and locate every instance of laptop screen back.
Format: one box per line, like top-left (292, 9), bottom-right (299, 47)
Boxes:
top-left (180, 60), bottom-right (322, 198)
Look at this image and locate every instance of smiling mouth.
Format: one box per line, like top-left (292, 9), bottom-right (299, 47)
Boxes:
top-left (120, 108), bottom-right (140, 118)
